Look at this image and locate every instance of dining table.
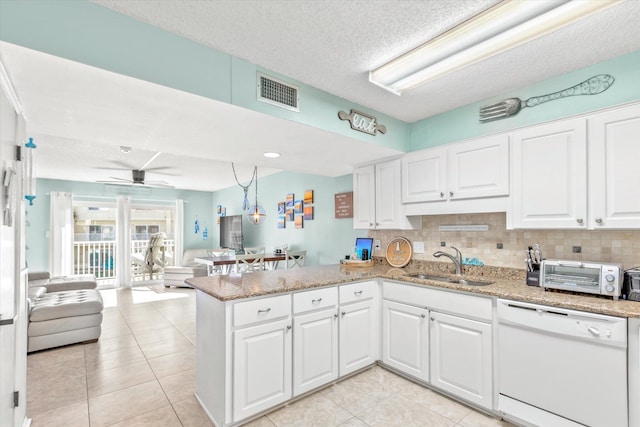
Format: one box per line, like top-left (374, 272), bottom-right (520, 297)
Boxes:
top-left (194, 252), bottom-right (287, 274)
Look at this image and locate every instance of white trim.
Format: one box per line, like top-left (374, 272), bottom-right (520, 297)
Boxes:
top-left (0, 59), bottom-right (24, 116)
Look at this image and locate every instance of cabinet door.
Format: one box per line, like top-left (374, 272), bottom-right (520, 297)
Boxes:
top-left (449, 135), bottom-right (509, 200)
top-left (430, 312), bottom-right (492, 409)
top-left (233, 318), bottom-right (292, 422)
top-left (510, 118), bottom-right (587, 228)
top-left (339, 299), bottom-right (378, 376)
top-left (375, 159), bottom-right (404, 229)
top-left (353, 165), bottom-right (376, 229)
top-left (402, 147), bottom-right (447, 203)
top-left (588, 104), bottom-right (640, 229)
top-left (381, 300), bottom-right (429, 382)
top-left (293, 309), bottom-right (338, 396)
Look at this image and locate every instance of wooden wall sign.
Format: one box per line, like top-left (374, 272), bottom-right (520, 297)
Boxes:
top-left (338, 109), bottom-right (387, 136)
top-left (334, 191), bottom-right (353, 218)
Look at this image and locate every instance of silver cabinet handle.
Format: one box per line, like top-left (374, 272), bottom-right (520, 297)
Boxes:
top-left (449, 191), bottom-right (454, 197)
top-left (369, 222), bottom-right (373, 226)
top-left (341, 311), bottom-right (346, 317)
top-left (334, 313), bottom-right (338, 319)
top-left (354, 290), bottom-right (363, 295)
top-left (595, 218), bottom-right (603, 224)
top-left (577, 218), bottom-right (584, 224)
top-left (421, 314), bottom-right (426, 318)
top-left (430, 316), bottom-right (435, 321)
top-left (258, 308), bottom-right (271, 314)
top-left (440, 192), bottom-right (444, 198)
top-left (312, 298), bottom-right (322, 303)
top-left (286, 325), bottom-right (292, 331)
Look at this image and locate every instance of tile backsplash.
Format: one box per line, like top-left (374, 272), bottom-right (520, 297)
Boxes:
top-left (368, 212), bottom-right (640, 270)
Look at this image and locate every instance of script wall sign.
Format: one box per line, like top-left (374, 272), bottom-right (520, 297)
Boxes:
top-left (338, 109), bottom-right (387, 136)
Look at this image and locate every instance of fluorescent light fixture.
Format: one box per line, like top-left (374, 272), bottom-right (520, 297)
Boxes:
top-left (263, 152), bottom-right (281, 158)
top-left (370, 0), bottom-right (621, 95)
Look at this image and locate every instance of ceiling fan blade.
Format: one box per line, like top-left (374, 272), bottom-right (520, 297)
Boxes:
top-left (142, 167), bottom-right (178, 176)
top-left (100, 160), bottom-right (135, 170)
top-left (144, 179), bottom-right (170, 185)
top-left (145, 182), bottom-right (175, 188)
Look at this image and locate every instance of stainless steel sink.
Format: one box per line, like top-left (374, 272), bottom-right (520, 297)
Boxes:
top-left (406, 273), bottom-right (455, 282)
top-left (406, 273), bottom-right (493, 286)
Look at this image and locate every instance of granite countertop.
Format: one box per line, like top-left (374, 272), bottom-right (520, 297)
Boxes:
top-left (186, 263), bottom-right (640, 318)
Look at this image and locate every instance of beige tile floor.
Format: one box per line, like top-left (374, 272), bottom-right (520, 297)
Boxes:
top-left (27, 285), bottom-right (515, 427)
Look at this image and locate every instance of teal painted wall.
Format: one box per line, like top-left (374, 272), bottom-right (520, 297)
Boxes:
top-left (409, 50), bottom-right (640, 150)
top-left (0, 0), bottom-right (409, 151)
top-left (212, 171), bottom-right (366, 266)
top-left (26, 179), bottom-right (214, 272)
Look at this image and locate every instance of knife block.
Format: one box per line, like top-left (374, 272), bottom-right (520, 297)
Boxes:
top-left (526, 270), bottom-right (541, 287)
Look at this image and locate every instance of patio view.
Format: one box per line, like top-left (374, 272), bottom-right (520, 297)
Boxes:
top-left (72, 203), bottom-right (176, 286)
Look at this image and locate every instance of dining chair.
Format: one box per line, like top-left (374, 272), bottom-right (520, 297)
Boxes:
top-left (243, 246), bottom-right (265, 255)
top-left (235, 253), bottom-right (265, 273)
top-left (206, 249), bottom-right (232, 275)
top-left (285, 250), bottom-right (306, 269)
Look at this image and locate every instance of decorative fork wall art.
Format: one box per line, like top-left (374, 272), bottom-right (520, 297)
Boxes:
top-left (479, 74), bottom-right (614, 122)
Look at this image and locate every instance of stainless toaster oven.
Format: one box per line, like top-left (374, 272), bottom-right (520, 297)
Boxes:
top-left (540, 260), bottom-right (623, 299)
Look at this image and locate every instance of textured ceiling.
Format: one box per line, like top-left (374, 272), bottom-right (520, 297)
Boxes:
top-left (92, 0), bottom-right (640, 122)
top-left (2, 1), bottom-right (640, 192)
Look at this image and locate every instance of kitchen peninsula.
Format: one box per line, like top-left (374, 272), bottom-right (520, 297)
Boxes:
top-left (186, 263), bottom-right (640, 427)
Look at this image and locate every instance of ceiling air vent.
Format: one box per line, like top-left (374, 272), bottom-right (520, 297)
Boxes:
top-left (257, 73), bottom-right (299, 112)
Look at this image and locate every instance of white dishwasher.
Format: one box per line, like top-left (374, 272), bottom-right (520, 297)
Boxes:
top-left (497, 299), bottom-right (628, 427)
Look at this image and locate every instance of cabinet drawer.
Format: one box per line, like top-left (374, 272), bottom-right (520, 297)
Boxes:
top-left (293, 286), bottom-right (338, 314)
top-left (340, 281), bottom-right (377, 305)
top-left (234, 294), bottom-right (291, 328)
top-left (384, 281), bottom-right (492, 322)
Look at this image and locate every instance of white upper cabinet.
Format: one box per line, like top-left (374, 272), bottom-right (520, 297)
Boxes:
top-left (353, 159), bottom-right (420, 230)
top-left (449, 135), bottom-right (510, 200)
top-left (353, 165), bottom-right (376, 229)
top-left (510, 118), bottom-right (588, 229)
top-left (401, 135), bottom-right (510, 215)
top-left (588, 104), bottom-right (640, 229)
top-left (402, 146), bottom-right (447, 203)
top-left (509, 102), bottom-right (640, 229)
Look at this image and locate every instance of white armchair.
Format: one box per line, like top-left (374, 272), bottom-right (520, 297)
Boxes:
top-left (163, 249), bottom-right (210, 287)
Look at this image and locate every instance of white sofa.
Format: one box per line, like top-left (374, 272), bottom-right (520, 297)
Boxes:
top-left (27, 272), bottom-right (103, 352)
top-left (163, 248), bottom-right (210, 287)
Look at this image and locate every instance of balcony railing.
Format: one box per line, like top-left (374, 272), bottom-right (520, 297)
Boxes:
top-left (73, 239), bottom-right (175, 283)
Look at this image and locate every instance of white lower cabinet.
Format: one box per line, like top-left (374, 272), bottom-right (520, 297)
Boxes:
top-left (430, 311), bottom-right (492, 409)
top-left (197, 279), bottom-right (497, 426)
top-left (339, 281), bottom-right (379, 376)
top-left (233, 317), bottom-right (292, 421)
top-left (381, 280), bottom-right (494, 410)
top-left (381, 300), bottom-right (429, 382)
top-left (293, 307), bottom-right (339, 396)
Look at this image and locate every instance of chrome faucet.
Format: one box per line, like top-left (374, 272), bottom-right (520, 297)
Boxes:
top-left (433, 246), bottom-right (463, 276)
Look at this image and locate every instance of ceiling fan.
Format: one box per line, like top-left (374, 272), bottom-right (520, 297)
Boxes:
top-left (97, 169), bottom-right (175, 188)
top-left (96, 151), bottom-right (175, 188)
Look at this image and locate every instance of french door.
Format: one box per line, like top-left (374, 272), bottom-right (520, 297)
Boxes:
top-left (72, 200), bottom-right (178, 286)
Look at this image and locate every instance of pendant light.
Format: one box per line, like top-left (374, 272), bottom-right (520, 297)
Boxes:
top-left (247, 166), bottom-right (266, 225)
top-left (232, 163), bottom-right (256, 212)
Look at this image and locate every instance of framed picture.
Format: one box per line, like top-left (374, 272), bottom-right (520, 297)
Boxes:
top-left (303, 205), bottom-right (314, 220)
top-left (294, 214), bottom-right (303, 229)
top-left (304, 189), bottom-right (314, 204)
top-left (277, 201), bottom-right (285, 214)
top-left (277, 214), bottom-right (286, 229)
top-left (286, 193), bottom-right (294, 210)
top-left (286, 209), bottom-right (294, 222)
top-left (294, 199), bottom-right (303, 214)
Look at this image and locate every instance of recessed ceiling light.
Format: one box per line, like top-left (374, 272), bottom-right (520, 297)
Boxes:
top-left (120, 146), bottom-right (132, 153)
top-left (263, 152), bottom-right (280, 158)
